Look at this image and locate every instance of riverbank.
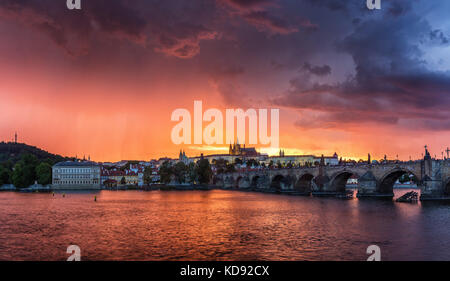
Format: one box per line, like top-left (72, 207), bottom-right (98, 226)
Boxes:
top-left (0, 184), bottom-right (52, 192)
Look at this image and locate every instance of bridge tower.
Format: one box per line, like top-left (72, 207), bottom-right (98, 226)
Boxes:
top-left (420, 145), bottom-right (449, 200)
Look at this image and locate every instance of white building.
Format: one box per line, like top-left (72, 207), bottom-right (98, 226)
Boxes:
top-left (314, 153), bottom-right (339, 166)
top-left (52, 161), bottom-right (101, 189)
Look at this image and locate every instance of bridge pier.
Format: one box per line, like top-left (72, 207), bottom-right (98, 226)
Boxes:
top-left (237, 177), bottom-right (251, 189)
top-left (356, 171), bottom-right (394, 199)
top-left (420, 179), bottom-right (450, 201)
top-left (222, 176), bottom-right (234, 189)
top-left (419, 158), bottom-right (450, 201)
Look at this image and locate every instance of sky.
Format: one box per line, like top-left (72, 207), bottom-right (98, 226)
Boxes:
top-left (0, 0), bottom-right (449, 162)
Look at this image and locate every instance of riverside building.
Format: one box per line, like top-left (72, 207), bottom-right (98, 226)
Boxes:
top-left (52, 161), bottom-right (101, 189)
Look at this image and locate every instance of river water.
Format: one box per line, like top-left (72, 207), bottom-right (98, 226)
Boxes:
top-left (0, 189), bottom-right (449, 261)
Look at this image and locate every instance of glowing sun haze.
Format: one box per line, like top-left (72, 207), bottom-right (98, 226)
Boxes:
top-left (0, 0), bottom-right (449, 162)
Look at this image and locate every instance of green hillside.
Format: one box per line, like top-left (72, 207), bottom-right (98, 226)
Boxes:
top-left (0, 142), bottom-right (68, 165)
top-left (0, 142), bottom-right (70, 188)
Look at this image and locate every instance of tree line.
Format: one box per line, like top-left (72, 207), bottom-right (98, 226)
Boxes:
top-left (148, 159), bottom-right (213, 185)
top-left (0, 153), bottom-right (53, 188)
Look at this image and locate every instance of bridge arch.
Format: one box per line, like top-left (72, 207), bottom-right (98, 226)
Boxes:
top-left (294, 173), bottom-right (314, 193)
top-left (235, 176), bottom-right (243, 189)
top-left (378, 168), bottom-right (419, 194)
top-left (224, 176), bottom-right (234, 188)
top-left (329, 171), bottom-right (359, 193)
top-left (270, 174), bottom-right (293, 191)
top-left (444, 177), bottom-right (450, 195)
top-left (251, 175), bottom-right (260, 189)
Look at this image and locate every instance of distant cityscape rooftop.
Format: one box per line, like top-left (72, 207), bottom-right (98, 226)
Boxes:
top-left (54, 161), bottom-right (99, 167)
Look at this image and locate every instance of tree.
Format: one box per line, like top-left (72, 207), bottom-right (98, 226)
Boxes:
top-left (35, 162), bottom-right (52, 185)
top-left (1, 160), bottom-right (13, 171)
top-left (173, 162), bottom-right (188, 183)
top-left (187, 162), bottom-right (197, 184)
top-left (195, 159), bottom-right (212, 184)
top-left (0, 166), bottom-right (11, 185)
top-left (12, 162), bottom-right (26, 188)
top-left (398, 173), bottom-right (408, 184)
top-left (143, 166), bottom-right (153, 185)
top-left (158, 161), bottom-right (173, 184)
top-left (246, 159), bottom-right (258, 167)
top-left (399, 173), bottom-right (417, 184)
top-left (213, 159), bottom-right (228, 174)
top-left (225, 163), bottom-right (236, 173)
top-left (21, 153), bottom-right (39, 166)
top-left (14, 153), bottom-right (39, 188)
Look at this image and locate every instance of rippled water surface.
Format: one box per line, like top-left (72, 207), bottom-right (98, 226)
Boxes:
top-left (0, 189), bottom-right (449, 261)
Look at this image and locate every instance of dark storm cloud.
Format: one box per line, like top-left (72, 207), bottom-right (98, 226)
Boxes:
top-left (272, 0), bottom-right (450, 130)
top-left (0, 0), bottom-right (306, 58)
top-left (222, 0), bottom-right (271, 9)
top-left (305, 0), bottom-right (349, 12)
top-left (387, 1), bottom-right (411, 17)
top-left (302, 63), bottom-right (332, 76)
top-left (151, 23), bottom-right (218, 58)
top-left (294, 111), bottom-right (399, 130)
top-left (241, 10), bottom-right (298, 34)
top-left (86, 0), bottom-right (147, 40)
top-left (430, 29), bottom-right (449, 45)
top-left (0, 0), bottom-right (221, 58)
top-left (220, 0), bottom-right (314, 34)
top-left (0, 0), bottom-right (146, 55)
top-left (1, 0), bottom-right (449, 133)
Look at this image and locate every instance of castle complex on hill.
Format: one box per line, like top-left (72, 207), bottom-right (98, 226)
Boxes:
top-left (229, 141), bottom-right (258, 157)
top-left (181, 141), bottom-right (339, 167)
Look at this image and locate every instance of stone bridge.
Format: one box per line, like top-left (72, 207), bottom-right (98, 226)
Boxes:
top-left (213, 156), bottom-right (450, 201)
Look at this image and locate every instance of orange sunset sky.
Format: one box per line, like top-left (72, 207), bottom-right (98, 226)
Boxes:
top-left (0, 0), bottom-right (449, 162)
